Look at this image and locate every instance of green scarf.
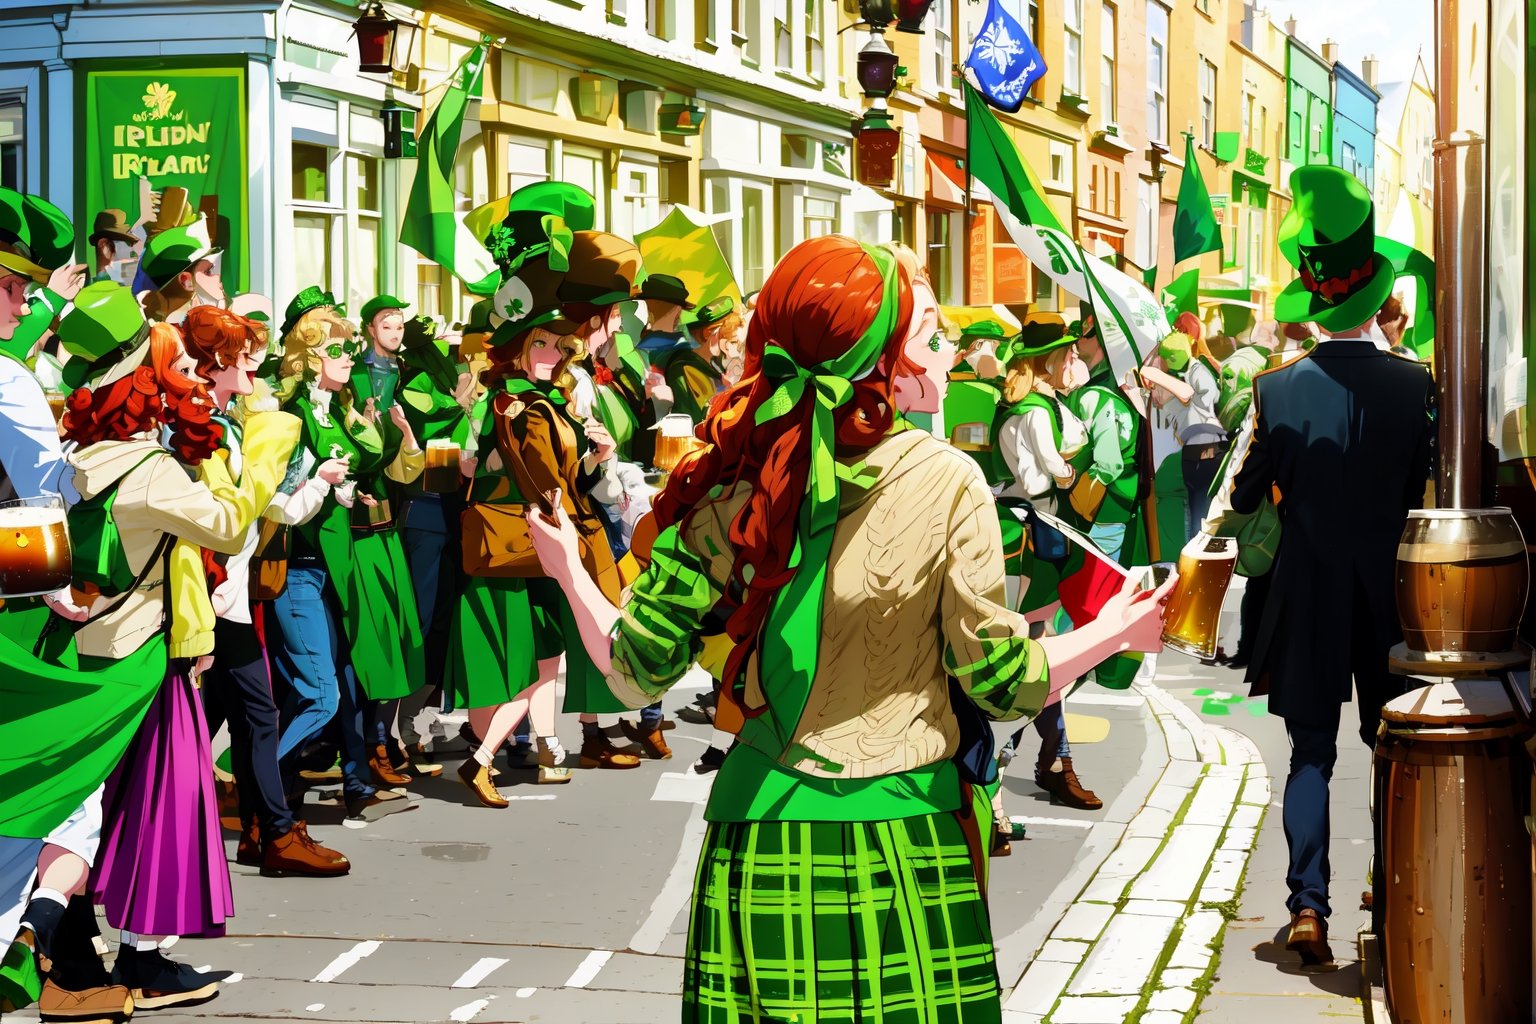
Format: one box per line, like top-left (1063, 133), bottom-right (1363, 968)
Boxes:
top-left (743, 243), bottom-right (901, 756)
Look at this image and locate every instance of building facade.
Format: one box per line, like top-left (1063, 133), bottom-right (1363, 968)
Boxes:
top-left (1328, 50), bottom-right (1379, 192)
top-left (1284, 32), bottom-right (1332, 173)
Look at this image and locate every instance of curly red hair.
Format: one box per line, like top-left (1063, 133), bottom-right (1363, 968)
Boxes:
top-left (181, 305), bottom-right (266, 379)
top-left (654, 235), bottom-right (916, 693)
top-left (63, 323), bottom-right (223, 464)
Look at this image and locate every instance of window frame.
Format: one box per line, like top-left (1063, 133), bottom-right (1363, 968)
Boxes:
top-left (1199, 58), bottom-right (1217, 149)
top-left (1147, 4), bottom-right (1169, 143)
top-left (1062, 0), bottom-right (1083, 98)
top-left (1100, 2), bottom-right (1117, 124)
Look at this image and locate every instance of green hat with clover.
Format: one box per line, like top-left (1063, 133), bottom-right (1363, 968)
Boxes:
top-left (489, 257), bottom-right (573, 342)
top-left (1275, 165), bottom-right (1395, 332)
top-left (468, 183), bottom-right (597, 279)
top-left (282, 285), bottom-right (343, 335)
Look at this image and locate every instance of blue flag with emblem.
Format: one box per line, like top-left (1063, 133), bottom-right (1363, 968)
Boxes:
top-left (964, 0), bottom-right (1046, 114)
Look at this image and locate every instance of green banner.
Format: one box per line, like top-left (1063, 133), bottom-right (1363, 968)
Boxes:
top-left (80, 63), bottom-right (249, 292)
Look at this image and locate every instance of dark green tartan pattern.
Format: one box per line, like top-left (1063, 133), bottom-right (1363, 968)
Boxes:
top-left (683, 811), bottom-right (1002, 1024)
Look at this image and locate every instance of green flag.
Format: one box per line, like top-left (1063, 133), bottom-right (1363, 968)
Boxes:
top-left (1164, 267), bottom-right (1201, 319)
top-left (401, 42), bottom-right (499, 298)
top-left (1173, 134), bottom-right (1221, 264)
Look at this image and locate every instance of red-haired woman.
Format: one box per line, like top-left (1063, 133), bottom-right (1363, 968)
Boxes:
top-left (59, 294), bottom-right (300, 1008)
top-left (528, 235), bottom-right (1172, 1022)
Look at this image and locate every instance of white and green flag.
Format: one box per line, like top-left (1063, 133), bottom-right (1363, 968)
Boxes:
top-left (401, 42), bottom-right (500, 297)
top-left (965, 84), bottom-right (1170, 390)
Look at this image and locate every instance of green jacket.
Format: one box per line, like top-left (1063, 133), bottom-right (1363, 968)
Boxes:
top-left (1064, 368), bottom-right (1140, 525)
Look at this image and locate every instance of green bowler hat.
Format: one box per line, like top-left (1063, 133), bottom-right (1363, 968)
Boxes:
top-left (57, 281), bottom-right (152, 392)
top-left (1010, 317), bottom-right (1078, 360)
top-left (141, 215), bottom-right (220, 291)
top-left (282, 285), bottom-right (342, 335)
top-left (1275, 165), bottom-right (1396, 332)
top-left (0, 188), bottom-right (67, 283)
top-left (692, 296), bottom-right (735, 328)
top-left (960, 319), bottom-right (1009, 345)
top-left (359, 294), bottom-right (409, 326)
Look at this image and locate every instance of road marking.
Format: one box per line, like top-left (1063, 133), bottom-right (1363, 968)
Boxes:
top-left (516, 987), bottom-right (536, 998)
top-left (452, 957), bottom-right (509, 989)
top-left (564, 950), bottom-right (612, 989)
top-left (1069, 693), bottom-right (1146, 707)
top-left (503, 794), bottom-right (558, 801)
top-left (1012, 815), bottom-right (1095, 830)
top-left (449, 998), bottom-right (491, 1021)
top-left (630, 800), bottom-right (710, 954)
top-left (305, 1004), bottom-right (325, 1013)
top-left (311, 940), bottom-right (381, 983)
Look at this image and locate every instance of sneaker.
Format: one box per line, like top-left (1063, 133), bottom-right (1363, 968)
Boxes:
top-left (675, 704), bottom-right (714, 726)
top-left (37, 978), bottom-right (133, 1022)
top-left (691, 745), bottom-right (727, 775)
top-left (457, 759), bottom-right (510, 809)
top-left (112, 946), bottom-right (221, 1010)
top-left (0, 929), bottom-right (42, 1012)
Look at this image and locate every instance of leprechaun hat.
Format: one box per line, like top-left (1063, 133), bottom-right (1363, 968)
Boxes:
top-left (1275, 165), bottom-right (1396, 332)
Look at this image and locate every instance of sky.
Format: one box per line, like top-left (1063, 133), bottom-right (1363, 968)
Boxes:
top-left (1267, 0), bottom-right (1435, 86)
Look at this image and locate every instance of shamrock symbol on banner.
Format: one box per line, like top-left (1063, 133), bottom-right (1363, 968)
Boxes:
top-left (143, 82), bottom-right (177, 121)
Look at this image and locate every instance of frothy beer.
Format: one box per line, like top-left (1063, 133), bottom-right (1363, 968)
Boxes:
top-left (0, 504), bottom-right (72, 598)
top-left (424, 440), bottom-right (462, 494)
top-left (1161, 534), bottom-right (1237, 661)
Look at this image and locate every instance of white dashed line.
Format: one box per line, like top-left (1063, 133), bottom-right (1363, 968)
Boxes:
top-left (563, 950), bottom-right (613, 989)
top-left (449, 998), bottom-right (491, 1021)
top-left (1011, 816), bottom-right (1096, 830)
top-left (310, 940), bottom-right (381, 983)
top-left (452, 957), bottom-right (510, 989)
top-left (516, 987), bottom-right (536, 998)
top-left (305, 1004), bottom-right (325, 1013)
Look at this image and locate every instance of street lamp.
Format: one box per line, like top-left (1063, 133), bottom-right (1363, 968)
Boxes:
top-left (353, 2), bottom-right (401, 74)
top-left (894, 0), bottom-right (936, 33)
top-left (855, 108), bottom-right (901, 189)
top-left (856, 31), bottom-right (900, 96)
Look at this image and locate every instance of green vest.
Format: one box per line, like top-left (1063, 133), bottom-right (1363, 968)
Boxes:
top-left (988, 392), bottom-right (1061, 488)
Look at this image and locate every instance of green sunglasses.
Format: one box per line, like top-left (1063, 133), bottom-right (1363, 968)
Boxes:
top-left (325, 337), bottom-right (365, 359)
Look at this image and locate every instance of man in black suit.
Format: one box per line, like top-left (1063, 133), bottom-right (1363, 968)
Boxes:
top-left (1216, 166), bottom-right (1434, 966)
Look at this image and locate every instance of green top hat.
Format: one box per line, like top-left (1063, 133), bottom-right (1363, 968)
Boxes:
top-left (141, 215), bottom-right (220, 291)
top-left (359, 294), bottom-right (409, 327)
top-left (1009, 318), bottom-right (1078, 360)
top-left (0, 188), bottom-right (73, 283)
top-left (57, 281), bottom-right (152, 392)
top-left (282, 286), bottom-right (343, 335)
top-left (692, 296), bottom-right (736, 328)
top-left (1275, 165), bottom-right (1396, 332)
top-left (960, 320), bottom-right (1009, 345)
top-left (635, 274), bottom-right (695, 310)
top-left (471, 182), bottom-right (597, 279)
top-left (491, 257), bottom-right (573, 341)
top-left (557, 231), bottom-right (643, 306)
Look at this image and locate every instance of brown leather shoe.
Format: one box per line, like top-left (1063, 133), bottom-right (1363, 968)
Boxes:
top-left (261, 826), bottom-right (350, 877)
top-left (620, 719), bottom-right (672, 760)
top-left (458, 759), bottom-right (510, 808)
top-left (1036, 756), bottom-right (1104, 811)
top-left (37, 979), bottom-right (133, 1022)
top-left (289, 822), bottom-right (348, 866)
top-left (370, 744), bottom-right (411, 787)
top-left (1286, 908), bottom-right (1334, 967)
top-left (235, 820), bottom-right (262, 867)
top-left (579, 733), bottom-right (641, 770)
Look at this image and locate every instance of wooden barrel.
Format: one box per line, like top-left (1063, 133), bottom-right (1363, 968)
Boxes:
top-left (1375, 681), bottom-right (1532, 1024)
top-left (1395, 507), bottom-right (1529, 655)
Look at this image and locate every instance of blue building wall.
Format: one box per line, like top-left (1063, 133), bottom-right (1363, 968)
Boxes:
top-left (1332, 63), bottom-right (1378, 192)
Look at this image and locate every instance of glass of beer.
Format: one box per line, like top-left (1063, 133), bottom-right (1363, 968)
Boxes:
top-left (0, 495), bottom-right (72, 598)
top-left (351, 495), bottom-right (394, 532)
top-left (652, 414), bottom-right (698, 474)
top-left (1161, 533), bottom-right (1238, 660)
top-left (45, 392), bottom-right (68, 433)
top-left (424, 439), bottom-right (462, 494)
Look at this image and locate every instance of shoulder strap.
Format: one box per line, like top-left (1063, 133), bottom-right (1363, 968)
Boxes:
top-left (33, 531), bottom-right (175, 658)
top-left (489, 392), bottom-right (556, 518)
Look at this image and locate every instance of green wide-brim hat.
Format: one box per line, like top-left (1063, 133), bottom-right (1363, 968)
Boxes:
top-left (692, 296), bottom-right (735, 328)
top-left (359, 294), bottom-right (409, 326)
top-left (58, 281), bottom-right (152, 392)
top-left (141, 216), bottom-right (221, 291)
top-left (1275, 165), bottom-right (1395, 332)
top-left (960, 319), bottom-right (1009, 344)
top-left (1010, 319), bottom-right (1078, 360)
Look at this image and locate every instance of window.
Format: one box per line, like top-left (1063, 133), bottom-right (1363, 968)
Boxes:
top-left (615, 159), bottom-right (661, 240)
top-left (1137, 177), bottom-right (1160, 269)
top-left (1089, 165), bottom-right (1100, 212)
top-left (735, 0), bottom-right (761, 61)
top-left (1028, 0), bottom-right (1044, 98)
top-left (1032, 265), bottom-right (1056, 309)
top-left (562, 146), bottom-right (608, 229)
top-left (1047, 141), bottom-right (1073, 189)
top-left (926, 211), bottom-right (956, 304)
top-left (805, 191), bottom-right (838, 239)
top-left (1342, 141), bottom-right (1358, 176)
top-left (929, 0), bottom-right (953, 94)
top-left (806, 0), bottom-right (824, 82)
top-left (506, 137), bottom-right (551, 194)
top-left (1147, 4), bottom-right (1169, 143)
top-left (1062, 0), bottom-right (1083, 97)
top-left (0, 96), bottom-right (23, 192)
top-left (740, 185), bottom-right (768, 292)
top-left (1258, 104), bottom-right (1268, 150)
top-left (648, 0), bottom-right (676, 39)
top-left (1100, 4), bottom-right (1117, 123)
top-left (1199, 59), bottom-right (1217, 149)
top-left (288, 108), bottom-right (388, 315)
top-left (1312, 117), bottom-right (1324, 158)
top-left (1242, 91), bottom-right (1253, 145)
top-left (1112, 170), bottom-right (1121, 218)
top-left (696, 0), bottom-right (716, 46)
top-left (774, 0), bottom-right (791, 68)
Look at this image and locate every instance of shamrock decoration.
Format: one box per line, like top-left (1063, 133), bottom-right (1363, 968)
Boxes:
top-left (487, 224), bottom-right (517, 270)
top-left (493, 274), bottom-right (534, 324)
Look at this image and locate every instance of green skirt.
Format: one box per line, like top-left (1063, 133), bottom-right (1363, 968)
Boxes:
top-left (445, 576), bottom-right (619, 714)
top-left (683, 807), bottom-right (1002, 1024)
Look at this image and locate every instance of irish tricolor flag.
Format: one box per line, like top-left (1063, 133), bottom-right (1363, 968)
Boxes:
top-left (965, 84), bottom-right (1171, 391)
top-left (401, 42), bottom-right (500, 297)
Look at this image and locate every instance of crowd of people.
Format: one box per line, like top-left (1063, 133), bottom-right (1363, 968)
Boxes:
top-left (0, 163), bottom-right (1429, 1022)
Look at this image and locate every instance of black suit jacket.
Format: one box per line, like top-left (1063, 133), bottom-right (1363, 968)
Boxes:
top-left (1230, 340), bottom-right (1433, 722)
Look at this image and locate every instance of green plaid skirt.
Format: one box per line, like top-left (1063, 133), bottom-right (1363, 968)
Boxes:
top-left (683, 809), bottom-right (1001, 1024)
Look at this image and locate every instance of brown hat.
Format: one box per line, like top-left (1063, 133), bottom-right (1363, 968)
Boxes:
top-left (557, 231), bottom-right (643, 306)
top-left (88, 209), bottom-right (137, 247)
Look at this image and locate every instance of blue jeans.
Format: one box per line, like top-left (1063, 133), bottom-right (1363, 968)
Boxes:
top-left (272, 565), bottom-right (375, 799)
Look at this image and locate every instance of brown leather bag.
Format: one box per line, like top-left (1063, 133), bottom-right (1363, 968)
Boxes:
top-left (250, 518), bottom-right (290, 601)
top-left (461, 393), bottom-right (559, 578)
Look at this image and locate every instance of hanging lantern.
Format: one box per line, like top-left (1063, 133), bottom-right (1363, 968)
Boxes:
top-left (857, 31), bottom-right (900, 97)
top-left (353, 2), bottom-right (399, 74)
top-left (659, 102), bottom-right (706, 136)
top-left (894, 0), bottom-right (935, 32)
top-left (858, 0), bottom-right (894, 28)
top-left (855, 109), bottom-right (901, 189)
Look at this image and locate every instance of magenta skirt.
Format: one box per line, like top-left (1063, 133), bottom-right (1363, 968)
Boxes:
top-left (91, 666), bottom-right (234, 938)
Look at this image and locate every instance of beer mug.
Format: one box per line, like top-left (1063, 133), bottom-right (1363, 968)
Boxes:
top-left (423, 439), bottom-right (463, 494)
top-left (0, 495), bottom-right (73, 598)
top-left (45, 392), bottom-right (68, 433)
top-left (1161, 533), bottom-right (1238, 660)
top-left (652, 413), bottom-right (699, 474)
top-left (351, 495), bottom-right (394, 533)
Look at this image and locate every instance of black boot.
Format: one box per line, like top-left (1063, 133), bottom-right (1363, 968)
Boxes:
top-left (112, 945), bottom-right (224, 1010)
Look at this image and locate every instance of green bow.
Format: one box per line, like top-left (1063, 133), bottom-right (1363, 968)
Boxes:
top-left (740, 243), bottom-right (901, 755)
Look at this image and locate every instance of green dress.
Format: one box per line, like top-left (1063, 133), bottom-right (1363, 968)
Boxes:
top-left (289, 393), bottom-right (422, 701)
top-left (445, 380), bottom-right (616, 713)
